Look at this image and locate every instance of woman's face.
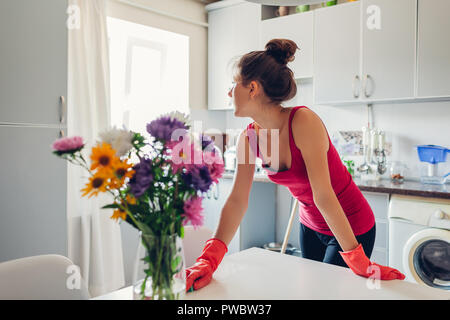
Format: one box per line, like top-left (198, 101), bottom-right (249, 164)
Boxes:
top-left (228, 74), bottom-right (258, 117)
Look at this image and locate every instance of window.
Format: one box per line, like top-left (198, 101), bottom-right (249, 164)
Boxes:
top-left (107, 17), bottom-right (189, 132)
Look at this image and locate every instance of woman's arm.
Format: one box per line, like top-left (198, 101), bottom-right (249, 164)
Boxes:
top-left (213, 129), bottom-right (255, 246)
top-left (185, 129), bottom-right (256, 291)
top-left (291, 109), bottom-right (359, 252)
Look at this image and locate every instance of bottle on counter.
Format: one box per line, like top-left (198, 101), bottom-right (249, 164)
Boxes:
top-left (223, 135), bottom-right (237, 172)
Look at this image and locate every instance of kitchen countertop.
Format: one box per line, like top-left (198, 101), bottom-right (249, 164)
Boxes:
top-left (93, 247), bottom-right (449, 300)
top-left (221, 172), bottom-right (450, 199)
top-left (353, 176), bottom-right (450, 199)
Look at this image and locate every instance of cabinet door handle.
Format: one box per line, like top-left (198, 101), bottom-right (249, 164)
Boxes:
top-left (59, 96), bottom-right (66, 124)
top-left (363, 74), bottom-right (373, 98)
top-left (352, 75), bottom-right (360, 98)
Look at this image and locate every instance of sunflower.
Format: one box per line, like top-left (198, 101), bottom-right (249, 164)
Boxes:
top-left (108, 158), bottom-right (135, 189)
top-left (110, 207), bottom-right (127, 221)
top-left (90, 142), bottom-right (118, 172)
top-left (81, 170), bottom-right (109, 198)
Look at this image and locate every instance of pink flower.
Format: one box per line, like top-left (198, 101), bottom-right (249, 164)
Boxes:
top-left (182, 196), bottom-right (204, 229)
top-left (203, 151), bottom-right (225, 183)
top-left (52, 136), bottom-right (84, 154)
top-left (169, 140), bottom-right (204, 174)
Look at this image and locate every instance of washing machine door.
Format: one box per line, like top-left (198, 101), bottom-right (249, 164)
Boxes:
top-left (403, 228), bottom-right (450, 290)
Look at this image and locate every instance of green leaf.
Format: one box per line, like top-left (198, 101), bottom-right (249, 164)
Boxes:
top-left (101, 203), bottom-right (120, 210)
top-left (135, 221), bottom-right (154, 236)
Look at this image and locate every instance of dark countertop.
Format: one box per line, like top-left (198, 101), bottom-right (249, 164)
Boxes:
top-left (221, 172), bottom-right (450, 199)
top-left (352, 176), bottom-right (450, 199)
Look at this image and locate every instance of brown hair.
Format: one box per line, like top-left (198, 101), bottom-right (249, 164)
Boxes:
top-left (233, 39), bottom-right (299, 104)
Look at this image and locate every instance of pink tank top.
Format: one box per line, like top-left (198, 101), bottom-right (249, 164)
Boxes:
top-left (246, 106), bottom-right (375, 236)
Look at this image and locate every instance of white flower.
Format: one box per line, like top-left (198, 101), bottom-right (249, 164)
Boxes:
top-left (99, 127), bottom-right (134, 157)
top-left (163, 110), bottom-right (191, 127)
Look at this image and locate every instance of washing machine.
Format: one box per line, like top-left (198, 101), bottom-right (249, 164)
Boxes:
top-left (388, 194), bottom-right (450, 290)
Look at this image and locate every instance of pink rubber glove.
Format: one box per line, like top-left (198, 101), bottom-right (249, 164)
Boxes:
top-left (339, 244), bottom-right (405, 280)
top-left (185, 238), bottom-right (228, 292)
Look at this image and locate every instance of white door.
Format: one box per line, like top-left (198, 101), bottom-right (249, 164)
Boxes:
top-left (417, 0), bottom-right (450, 98)
top-left (261, 11), bottom-right (314, 79)
top-left (313, 2), bottom-right (361, 105)
top-left (0, 0), bottom-right (68, 262)
top-left (361, 0), bottom-right (416, 100)
top-left (403, 228), bottom-right (450, 290)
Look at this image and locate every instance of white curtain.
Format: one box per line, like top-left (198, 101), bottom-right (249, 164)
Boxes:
top-left (67, 0), bottom-right (125, 297)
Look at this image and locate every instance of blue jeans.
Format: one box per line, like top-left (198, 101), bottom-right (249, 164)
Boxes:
top-left (299, 223), bottom-right (376, 268)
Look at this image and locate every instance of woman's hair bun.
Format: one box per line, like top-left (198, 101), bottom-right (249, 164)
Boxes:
top-left (265, 39), bottom-right (299, 65)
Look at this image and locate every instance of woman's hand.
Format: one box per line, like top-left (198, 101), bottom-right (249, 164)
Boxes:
top-left (185, 238), bottom-right (228, 292)
top-left (340, 244), bottom-right (405, 280)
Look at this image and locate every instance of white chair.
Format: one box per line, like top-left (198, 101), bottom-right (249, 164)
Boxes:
top-left (182, 226), bottom-right (214, 268)
top-left (0, 254), bottom-right (90, 300)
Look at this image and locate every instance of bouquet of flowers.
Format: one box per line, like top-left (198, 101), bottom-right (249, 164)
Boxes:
top-left (52, 111), bottom-right (224, 299)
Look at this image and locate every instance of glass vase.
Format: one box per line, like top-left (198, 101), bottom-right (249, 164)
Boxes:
top-left (132, 231), bottom-right (186, 300)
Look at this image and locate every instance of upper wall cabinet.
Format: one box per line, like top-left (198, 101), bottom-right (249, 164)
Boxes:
top-left (417, 0), bottom-right (450, 98)
top-left (361, 0), bottom-right (416, 101)
top-left (207, 1), bottom-right (261, 110)
top-left (314, 2), bottom-right (360, 104)
top-left (260, 11), bottom-right (314, 79)
top-left (314, 0), bottom-right (417, 105)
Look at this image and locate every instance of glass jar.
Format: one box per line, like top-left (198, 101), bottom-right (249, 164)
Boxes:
top-left (132, 231), bottom-right (186, 300)
top-left (390, 161), bottom-right (407, 184)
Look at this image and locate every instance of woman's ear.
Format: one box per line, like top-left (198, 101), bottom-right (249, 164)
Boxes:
top-left (249, 80), bottom-right (260, 99)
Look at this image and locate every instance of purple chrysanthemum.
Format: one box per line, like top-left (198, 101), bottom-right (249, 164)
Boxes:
top-left (146, 116), bottom-right (188, 142)
top-left (181, 165), bottom-right (213, 193)
top-left (129, 158), bottom-right (153, 197)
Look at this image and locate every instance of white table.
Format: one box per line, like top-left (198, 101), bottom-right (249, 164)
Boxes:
top-left (93, 247), bottom-right (450, 300)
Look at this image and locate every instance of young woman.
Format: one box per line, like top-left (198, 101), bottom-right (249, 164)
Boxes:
top-left (185, 39), bottom-right (405, 292)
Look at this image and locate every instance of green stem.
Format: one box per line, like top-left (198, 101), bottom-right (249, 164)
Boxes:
top-left (152, 235), bottom-right (165, 299)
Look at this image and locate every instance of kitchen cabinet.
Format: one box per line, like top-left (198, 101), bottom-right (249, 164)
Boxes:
top-left (260, 11), bottom-right (314, 79)
top-left (206, 0), bottom-right (261, 110)
top-left (362, 191), bottom-right (390, 266)
top-left (361, 0), bottom-right (416, 101)
top-left (314, 0), bottom-right (416, 105)
top-left (417, 0), bottom-right (450, 98)
top-left (203, 178), bottom-right (276, 255)
top-left (0, 0), bottom-right (68, 262)
top-left (313, 1), bottom-right (360, 104)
